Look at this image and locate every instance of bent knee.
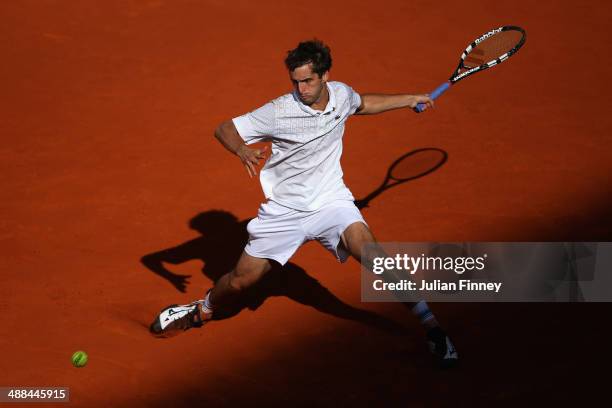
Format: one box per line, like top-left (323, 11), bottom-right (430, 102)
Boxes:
top-left (227, 269), bottom-right (265, 292)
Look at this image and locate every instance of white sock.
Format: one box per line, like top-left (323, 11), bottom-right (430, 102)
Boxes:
top-left (412, 300), bottom-right (435, 324)
top-left (202, 291), bottom-right (214, 313)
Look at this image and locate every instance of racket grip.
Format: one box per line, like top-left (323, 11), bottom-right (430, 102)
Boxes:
top-left (414, 81), bottom-right (451, 113)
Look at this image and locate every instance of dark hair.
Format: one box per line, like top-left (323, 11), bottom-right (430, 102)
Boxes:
top-left (284, 39), bottom-right (332, 77)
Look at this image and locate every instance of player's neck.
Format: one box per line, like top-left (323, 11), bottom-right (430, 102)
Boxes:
top-left (310, 84), bottom-right (329, 111)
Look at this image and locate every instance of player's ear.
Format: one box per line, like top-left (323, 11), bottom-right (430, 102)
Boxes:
top-left (321, 71), bottom-right (329, 83)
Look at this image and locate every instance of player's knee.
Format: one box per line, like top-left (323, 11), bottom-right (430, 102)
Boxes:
top-left (228, 270), bottom-right (260, 292)
top-left (362, 245), bottom-right (388, 271)
top-left (227, 274), bottom-right (247, 292)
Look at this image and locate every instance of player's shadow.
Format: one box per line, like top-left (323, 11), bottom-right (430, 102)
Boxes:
top-left (354, 147), bottom-right (448, 209)
top-left (141, 210), bottom-right (408, 335)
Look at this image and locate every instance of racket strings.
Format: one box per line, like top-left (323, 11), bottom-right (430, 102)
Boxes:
top-left (463, 30), bottom-right (524, 69)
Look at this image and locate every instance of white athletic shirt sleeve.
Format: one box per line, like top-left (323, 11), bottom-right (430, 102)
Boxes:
top-left (231, 81), bottom-right (362, 211)
top-left (349, 88), bottom-right (362, 115)
top-left (232, 102), bottom-right (275, 145)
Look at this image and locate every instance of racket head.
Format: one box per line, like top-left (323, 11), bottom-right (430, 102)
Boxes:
top-left (451, 26), bottom-right (526, 82)
top-left (388, 148), bottom-right (448, 182)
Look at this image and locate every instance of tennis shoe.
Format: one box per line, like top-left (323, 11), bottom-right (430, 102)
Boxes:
top-left (426, 326), bottom-right (459, 368)
top-left (150, 300), bottom-right (213, 337)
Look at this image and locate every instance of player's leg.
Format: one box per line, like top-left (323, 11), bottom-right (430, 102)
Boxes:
top-left (207, 251), bottom-right (272, 308)
top-left (305, 201), bottom-right (437, 326)
top-left (151, 200), bottom-right (304, 337)
top-left (340, 221), bottom-right (458, 366)
top-left (150, 251), bottom-right (272, 337)
top-left (339, 222), bottom-right (440, 327)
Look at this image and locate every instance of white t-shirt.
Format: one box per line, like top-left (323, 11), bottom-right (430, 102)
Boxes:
top-left (232, 81), bottom-right (362, 211)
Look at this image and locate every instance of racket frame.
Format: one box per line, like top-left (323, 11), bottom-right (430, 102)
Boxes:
top-left (451, 25), bottom-right (526, 84)
top-left (414, 25), bottom-right (526, 112)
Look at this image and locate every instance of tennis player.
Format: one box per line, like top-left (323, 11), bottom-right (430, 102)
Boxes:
top-left (150, 40), bottom-right (458, 366)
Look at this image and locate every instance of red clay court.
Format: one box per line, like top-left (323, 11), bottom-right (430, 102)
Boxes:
top-left (1, 0), bottom-right (610, 406)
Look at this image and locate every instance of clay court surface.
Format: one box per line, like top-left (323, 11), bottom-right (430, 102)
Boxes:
top-left (1, 0), bottom-right (610, 406)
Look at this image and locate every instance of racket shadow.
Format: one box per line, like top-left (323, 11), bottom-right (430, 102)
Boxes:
top-left (354, 147), bottom-right (448, 209)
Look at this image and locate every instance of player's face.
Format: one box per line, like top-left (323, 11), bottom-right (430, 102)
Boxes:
top-left (290, 63), bottom-right (329, 106)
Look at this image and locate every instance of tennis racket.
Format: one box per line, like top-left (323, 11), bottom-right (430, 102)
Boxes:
top-left (415, 25), bottom-right (526, 113)
top-left (354, 147), bottom-right (447, 209)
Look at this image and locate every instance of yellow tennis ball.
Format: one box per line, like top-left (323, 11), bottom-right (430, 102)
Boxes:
top-left (71, 351), bottom-right (88, 368)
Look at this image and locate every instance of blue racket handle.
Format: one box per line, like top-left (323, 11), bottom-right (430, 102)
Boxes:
top-left (414, 81), bottom-right (451, 113)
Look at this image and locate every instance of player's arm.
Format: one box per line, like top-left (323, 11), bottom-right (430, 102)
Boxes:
top-left (355, 94), bottom-right (434, 115)
top-left (214, 120), bottom-right (267, 178)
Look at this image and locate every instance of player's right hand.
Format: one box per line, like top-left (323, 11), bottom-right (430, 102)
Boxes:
top-left (237, 145), bottom-right (268, 178)
top-left (410, 94), bottom-right (435, 111)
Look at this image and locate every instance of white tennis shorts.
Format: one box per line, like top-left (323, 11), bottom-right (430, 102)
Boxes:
top-left (244, 199), bottom-right (367, 265)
